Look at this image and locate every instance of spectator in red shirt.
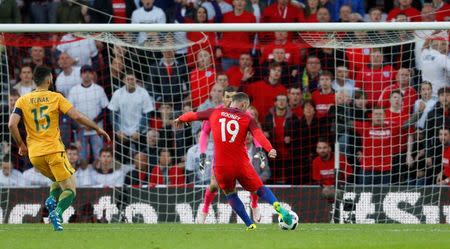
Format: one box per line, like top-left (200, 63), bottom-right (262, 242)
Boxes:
top-left (312, 71), bottom-right (335, 119)
top-left (356, 48), bottom-right (395, 107)
top-left (244, 62), bottom-right (287, 123)
top-left (378, 68), bottom-right (418, 113)
top-left (433, 0), bottom-right (450, 21)
top-left (300, 55), bottom-right (322, 99)
top-left (260, 0), bottom-right (305, 42)
top-left (150, 148), bottom-right (185, 187)
top-left (189, 49), bottom-right (216, 109)
top-left (260, 31), bottom-right (303, 66)
top-left (312, 138), bottom-right (352, 199)
top-left (225, 53), bottom-right (256, 88)
top-left (90, 0), bottom-right (137, 23)
top-left (436, 127), bottom-right (450, 185)
top-left (262, 94), bottom-right (293, 184)
top-left (218, 0), bottom-right (256, 71)
top-left (354, 107), bottom-right (401, 185)
top-left (304, 0), bottom-right (320, 22)
top-left (288, 86), bottom-right (303, 118)
top-left (387, 0), bottom-right (421, 21)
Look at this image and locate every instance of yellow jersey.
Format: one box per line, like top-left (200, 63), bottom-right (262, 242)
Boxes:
top-left (13, 90), bottom-right (73, 158)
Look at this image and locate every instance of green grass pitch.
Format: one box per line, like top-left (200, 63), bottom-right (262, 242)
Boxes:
top-left (0, 223), bottom-right (449, 249)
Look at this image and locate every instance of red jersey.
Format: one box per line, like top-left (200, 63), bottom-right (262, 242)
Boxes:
top-left (179, 107), bottom-right (273, 167)
top-left (312, 154), bottom-right (352, 186)
top-left (355, 65), bottom-right (395, 106)
top-left (354, 121), bottom-right (401, 172)
top-left (244, 80), bottom-right (287, 123)
top-left (311, 90), bottom-right (335, 119)
top-left (436, 3), bottom-right (450, 21)
top-left (189, 67), bottom-right (216, 109)
top-left (345, 48), bottom-right (371, 79)
top-left (260, 42), bottom-right (305, 65)
top-left (378, 83), bottom-right (418, 113)
top-left (225, 66), bottom-right (244, 88)
top-left (220, 11), bottom-right (256, 59)
top-left (387, 7), bottom-right (421, 22)
top-left (150, 165), bottom-right (185, 187)
top-left (384, 109), bottom-right (412, 154)
top-left (443, 146), bottom-right (450, 184)
top-left (112, 0), bottom-right (127, 24)
top-left (261, 3), bottom-right (305, 42)
top-left (291, 106), bottom-right (303, 118)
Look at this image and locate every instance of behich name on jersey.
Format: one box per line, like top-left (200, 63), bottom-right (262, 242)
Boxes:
top-left (29, 97), bottom-right (49, 104)
top-left (221, 112), bottom-right (241, 120)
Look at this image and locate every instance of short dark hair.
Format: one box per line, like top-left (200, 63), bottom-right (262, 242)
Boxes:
top-left (354, 89), bottom-right (366, 100)
top-left (10, 89), bottom-right (20, 97)
top-left (317, 137), bottom-right (330, 145)
top-left (232, 92), bottom-right (250, 103)
top-left (99, 147), bottom-right (113, 156)
top-left (158, 148), bottom-right (171, 156)
top-left (66, 145), bottom-right (79, 152)
top-left (421, 81), bottom-right (432, 89)
top-left (224, 85), bottom-right (238, 94)
top-left (269, 61), bottom-right (282, 70)
top-left (2, 154), bottom-right (10, 163)
top-left (390, 89), bottom-right (403, 98)
top-left (33, 66), bottom-right (52, 86)
top-left (320, 70), bottom-right (333, 79)
top-left (438, 87), bottom-right (450, 96)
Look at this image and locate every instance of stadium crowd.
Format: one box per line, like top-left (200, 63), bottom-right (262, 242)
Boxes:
top-left (0, 0), bottom-right (450, 189)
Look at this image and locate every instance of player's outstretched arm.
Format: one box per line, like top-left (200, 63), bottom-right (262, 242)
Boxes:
top-left (174, 108), bottom-right (216, 128)
top-left (67, 107), bottom-right (111, 142)
top-left (8, 113), bottom-right (27, 156)
top-left (249, 118), bottom-right (276, 158)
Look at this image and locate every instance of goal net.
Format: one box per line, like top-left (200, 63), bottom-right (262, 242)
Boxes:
top-left (0, 23), bottom-right (449, 224)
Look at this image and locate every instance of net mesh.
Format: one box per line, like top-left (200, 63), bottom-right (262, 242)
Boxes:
top-left (0, 27), bottom-right (448, 224)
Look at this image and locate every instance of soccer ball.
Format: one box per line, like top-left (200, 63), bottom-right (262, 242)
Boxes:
top-left (278, 211), bottom-right (299, 230)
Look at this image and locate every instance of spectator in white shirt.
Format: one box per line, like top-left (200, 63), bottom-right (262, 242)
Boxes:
top-left (91, 148), bottom-right (124, 187)
top-left (131, 0), bottom-right (166, 45)
top-left (420, 38), bottom-right (450, 97)
top-left (185, 133), bottom-right (214, 185)
top-left (0, 155), bottom-right (24, 187)
top-left (57, 34), bottom-right (99, 67)
top-left (108, 72), bottom-right (155, 163)
top-left (23, 167), bottom-right (52, 187)
top-left (414, 81), bottom-right (438, 130)
top-left (55, 53), bottom-right (82, 97)
top-left (332, 66), bottom-right (355, 99)
top-left (13, 65), bottom-right (36, 96)
top-left (67, 145), bottom-right (94, 187)
top-left (68, 65), bottom-right (109, 161)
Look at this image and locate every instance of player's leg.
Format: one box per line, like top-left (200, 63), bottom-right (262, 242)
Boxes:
top-left (216, 167), bottom-right (255, 230)
top-left (48, 152), bottom-right (77, 231)
top-left (29, 156), bottom-right (60, 212)
top-left (198, 172), bottom-right (219, 223)
top-left (249, 192), bottom-right (260, 223)
top-left (239, 165), bottom-right (293, 225)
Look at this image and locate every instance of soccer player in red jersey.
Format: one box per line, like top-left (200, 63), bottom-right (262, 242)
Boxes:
top-left (196, 86), bottom-right (264, 224)
top-left (174, 92), bottom-right (293, 230)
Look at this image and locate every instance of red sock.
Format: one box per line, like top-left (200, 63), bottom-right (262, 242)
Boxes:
top-left (202, 188), bottom-right (217, 214)
top-left (250, 192), bottom-right (259, 209)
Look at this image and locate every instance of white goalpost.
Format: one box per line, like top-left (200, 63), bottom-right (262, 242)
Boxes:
top-left (0, 22), bottom-right (449, 224)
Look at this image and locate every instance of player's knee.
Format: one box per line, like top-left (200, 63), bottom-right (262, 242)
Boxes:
top-left (209, 184), bottom-right (218, 192)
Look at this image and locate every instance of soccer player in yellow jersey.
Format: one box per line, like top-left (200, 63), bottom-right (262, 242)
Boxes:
top-left (8, 66), bottom-right (111, 231)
